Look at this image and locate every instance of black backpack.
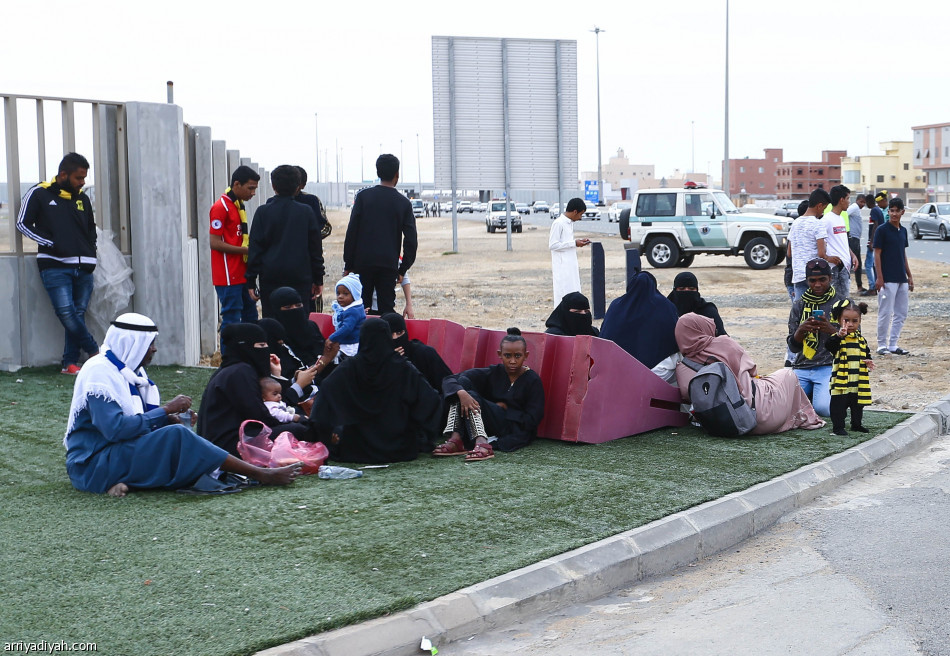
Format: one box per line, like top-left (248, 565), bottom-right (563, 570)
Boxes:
top-left (681, 357), bottom-right (756, 437)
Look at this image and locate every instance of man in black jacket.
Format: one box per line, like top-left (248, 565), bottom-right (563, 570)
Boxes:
top-left (343, 154), bottom-right (417, 315)
top-left (16, 152), bottom-right (99, 374)
top-left (246, 165), bottom-right (324, 318)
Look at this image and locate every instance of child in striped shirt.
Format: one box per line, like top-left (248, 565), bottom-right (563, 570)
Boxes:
top-left (826, 299), bottom-right (874, 436)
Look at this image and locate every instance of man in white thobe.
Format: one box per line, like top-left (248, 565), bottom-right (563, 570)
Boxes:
top-left (549, 198), bottom-right (590, 305)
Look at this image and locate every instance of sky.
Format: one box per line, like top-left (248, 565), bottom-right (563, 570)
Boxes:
top-left (3, 0), bottom-right (948, 186)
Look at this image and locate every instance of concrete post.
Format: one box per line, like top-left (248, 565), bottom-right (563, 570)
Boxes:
top-left (125, 101), bottom-right (197, 365)
top-left (193, 126), bottom-right (217, 356)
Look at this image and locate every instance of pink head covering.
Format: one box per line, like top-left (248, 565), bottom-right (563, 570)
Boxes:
top-left (675, 313), bottom-right (758, 400)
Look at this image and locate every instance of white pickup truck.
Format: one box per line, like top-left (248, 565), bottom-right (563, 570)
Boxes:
top-left (618, 188), bottom-right (792, 270)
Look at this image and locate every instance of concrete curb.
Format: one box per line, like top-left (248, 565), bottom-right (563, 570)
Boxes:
top-left (257, 400), bottom-right (950, 656)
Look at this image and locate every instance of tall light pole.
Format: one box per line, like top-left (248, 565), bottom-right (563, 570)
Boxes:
top-left (416, 133), bottom-right (422, 199)
top-left (591, 27), bottom-right (605, 204)
top-left (361, 145), bottom-right (364, 182)
top-left (723, 0), bottom-right (730, 197)
top-left (314, 112), bottom-right (319, 183)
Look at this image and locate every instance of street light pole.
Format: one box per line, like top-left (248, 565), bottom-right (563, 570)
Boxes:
top-left (314, 112), bottom-right (319, 183)
top-left (591, 27), bottom-right (605, 204)
top-left (416, 133), bottom-right (422, 199)
top-left (691, 120), bottom-right (695, 175)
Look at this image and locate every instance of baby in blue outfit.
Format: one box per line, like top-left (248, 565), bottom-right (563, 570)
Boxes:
top-left (329, 273), bottom-right (366, 360)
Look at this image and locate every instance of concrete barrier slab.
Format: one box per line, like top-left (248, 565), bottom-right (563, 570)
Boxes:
top-left (685, 496), bottom-right (755, 558)
top-left (629, 515), bottom-right (701, 578)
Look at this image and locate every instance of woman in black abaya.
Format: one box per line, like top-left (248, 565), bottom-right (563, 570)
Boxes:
top-left (309, 319), bottom-right (442, 464)
top-left (544, 292), bottom-right (600, 336)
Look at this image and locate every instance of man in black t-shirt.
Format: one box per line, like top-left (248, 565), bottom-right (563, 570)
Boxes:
top-left (343, 154), bottom-right (417, 316)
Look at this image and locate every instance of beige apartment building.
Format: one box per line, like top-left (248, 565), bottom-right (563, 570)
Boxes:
top-left (912, 123), bottom-right (950, 202)
top-left (841, 141), bottom-right (927, 205)
top-left (581, 148), bottom-right (655, 197)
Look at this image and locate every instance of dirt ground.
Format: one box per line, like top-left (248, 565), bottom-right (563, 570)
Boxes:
top-left (318, 209), bottom-right (950, 412)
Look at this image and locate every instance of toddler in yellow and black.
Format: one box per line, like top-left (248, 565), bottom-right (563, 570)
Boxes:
top-left (826, 299), bottom-right (874, 436)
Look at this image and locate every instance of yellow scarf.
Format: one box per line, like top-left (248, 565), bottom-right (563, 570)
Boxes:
top-left (798, 287), bottom-right (835, 359)
top-left (225, 187), bottom-right (249, 263)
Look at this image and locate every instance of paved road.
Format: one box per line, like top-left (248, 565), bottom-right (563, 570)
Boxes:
top-left (445, 434), bottom-right (950, 656)
top-left (903, 236), bottom-right (950, 265)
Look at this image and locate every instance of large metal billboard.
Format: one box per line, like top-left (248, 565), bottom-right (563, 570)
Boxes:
top-left (432, 36), bottom-right (578, 250)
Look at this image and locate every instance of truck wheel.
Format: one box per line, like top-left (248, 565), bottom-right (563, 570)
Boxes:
top-left (515, 226), bottom-right (522, 233)
top-left (488, 224), bottom-right (496, 233)
top-left (743, 237), bottom-right (776, 269)
top-left (773, 249), bottom-right (786, 266)
top-left (646, 236), bottom-right (680, 268)
top-left (677, 254), bottom-right (695, 268)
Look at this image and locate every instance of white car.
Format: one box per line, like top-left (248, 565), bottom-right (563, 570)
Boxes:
top-left (550, 203), bottom-right (561, 217)
top-left (457, 201), bottom-right (473, 213)
top-left (582, 203), bottom-right (602, 220)
top-left (607, 202), bottom-right (631, 223)
top-left (515, 203), bottom-right (531, 215)
top-left (532, 200), bottom-right (550, 213)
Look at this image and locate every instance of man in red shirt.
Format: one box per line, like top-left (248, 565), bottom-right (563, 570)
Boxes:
top-left (210, 166), bottom-right (260, 347)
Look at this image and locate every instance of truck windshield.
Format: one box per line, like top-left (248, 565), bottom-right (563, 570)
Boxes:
top-left (713, 192), bottom-right (741, 214)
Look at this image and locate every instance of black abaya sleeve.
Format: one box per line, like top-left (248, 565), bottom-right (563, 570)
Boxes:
top-left (442, 367), bottom-right (492, 398)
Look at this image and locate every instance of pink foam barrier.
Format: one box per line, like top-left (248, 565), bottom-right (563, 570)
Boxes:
top-left (309, 313), bottom-right (688, 443)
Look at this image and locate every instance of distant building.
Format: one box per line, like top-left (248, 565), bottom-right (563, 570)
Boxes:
top-left (912, 122), bottom-right (950, 202)
top-left (581, 147), bottom-right (655, 200)
top-left (723, 148), bottom-right (783, 197)
top-left (842, 141), bottom-right (927, 206)
top-left (775, 151), bottom-right (846, 200)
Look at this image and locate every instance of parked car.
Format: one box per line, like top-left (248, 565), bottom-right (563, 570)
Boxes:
top-left (549, 203), bottom-right (560, 217)
top-left (909, 203), bottom-right (950, 240)
top-left (774, 201), bottom-right (800, 219)
top-left (582, 203), bottom-right (602, 220)
top-left (473, 202), bottom-right (487, 212)
top-left (485, 200), bottom-right (522, 233)
top-left (532, 200), bottom-right (550, 213)
top-left (607, 202), bottom-right (631, 223)
top-left (411, 199), bottom-right (424, 218)
top-left (515, 202), bottom-right (531, 215)
top-left (458, 201), bottom-right (473, 213)
top-left (440, 201), bottom-right (452, 212)
top-left (619, 188), bottom-right (791, 270)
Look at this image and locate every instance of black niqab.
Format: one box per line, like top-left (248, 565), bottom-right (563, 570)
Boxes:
top-left (270, 286), bottom-right (325, 365)
top-left (545, 292), bottom-right (599, 336)
top-left (666, 272), bottom-right (727, 336)
top-left (381, 313), bottom-right (412, 352)
top-left (220, 322), bottom-right (271, 377)
top-left (258, 318), bottom-right (306, 378)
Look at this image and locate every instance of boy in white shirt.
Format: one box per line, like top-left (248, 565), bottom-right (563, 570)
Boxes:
top-left (821, 185), bottom-right (859, 297)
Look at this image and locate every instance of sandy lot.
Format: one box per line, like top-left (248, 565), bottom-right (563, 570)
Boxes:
top-left (320, 210), bottom-right (950, 412)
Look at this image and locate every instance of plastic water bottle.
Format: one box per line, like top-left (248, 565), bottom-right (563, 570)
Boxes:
top-left (318, 465), bottom-right (363, 479)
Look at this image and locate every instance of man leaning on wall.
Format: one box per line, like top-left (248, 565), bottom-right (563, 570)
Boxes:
top-left (16, 152), bottom-right (99, 374)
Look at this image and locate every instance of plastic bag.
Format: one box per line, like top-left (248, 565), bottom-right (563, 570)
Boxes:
top-left (271, 432), bottom-right (328, 475)
top-left (236, 420), bottom-right (328, 474)
top-left (87, 227), bottom-right (135, 339)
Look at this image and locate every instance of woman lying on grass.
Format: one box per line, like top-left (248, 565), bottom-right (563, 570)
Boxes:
top-left (65, 313), bottom-right (300, 497)
top-left (434, 328), bottom-right (545, 462)
top-left (674, 313), bottom-right (824, 435)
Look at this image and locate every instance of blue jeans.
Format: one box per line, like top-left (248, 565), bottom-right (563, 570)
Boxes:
top-left (792, 280), bottom-right (809, 301)
top-left (215, 284), bottom-right (258, 334)
top-left (39, 267), bottom-right (99, 367)
top-left (793, 365), bottom-right (832, 417)
top-left (864, 247), bottom-right (876, 289)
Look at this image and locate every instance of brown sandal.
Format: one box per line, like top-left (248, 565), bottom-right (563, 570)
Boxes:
top-left (432, 435), bottom-right (469, 456)
top-left (464, 443), bottom-right (494, 462)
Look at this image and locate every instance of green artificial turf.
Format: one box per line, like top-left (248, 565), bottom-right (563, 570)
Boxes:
top-left (0, 366), bottom-right (907, 656)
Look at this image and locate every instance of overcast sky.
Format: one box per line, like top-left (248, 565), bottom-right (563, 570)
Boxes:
top-left (3, 0), bottom-right (947, 186)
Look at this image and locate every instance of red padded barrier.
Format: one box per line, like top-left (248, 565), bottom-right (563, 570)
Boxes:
top-left (309, 313), bottom-right (687, 443)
